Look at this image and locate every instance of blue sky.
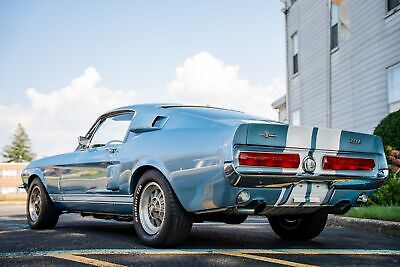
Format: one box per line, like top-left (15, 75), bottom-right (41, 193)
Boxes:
top-left (0, 0), bottom-right (286, 157)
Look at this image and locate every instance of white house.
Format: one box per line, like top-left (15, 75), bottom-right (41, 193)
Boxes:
top-left (275, 0), bottom-right (400, 133)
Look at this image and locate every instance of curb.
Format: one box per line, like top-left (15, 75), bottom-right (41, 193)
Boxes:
top-left (327, 214), bottom-right (400, 237)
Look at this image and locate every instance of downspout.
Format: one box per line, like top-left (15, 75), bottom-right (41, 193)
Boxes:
top-left (282, 1), bottom-right (290, 124)
top-left (327, 0), bottom-right (332, 128)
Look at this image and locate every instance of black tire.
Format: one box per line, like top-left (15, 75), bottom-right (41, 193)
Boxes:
top-left (268, 209), bottom-right (327, 241)
top-left (133, 170), bottom-right (193, 247)
top-left (26, 178), bottom-right (60, 229)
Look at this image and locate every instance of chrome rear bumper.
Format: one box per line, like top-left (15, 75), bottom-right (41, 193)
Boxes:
top-left (224, 163), bottom-right (386, 190)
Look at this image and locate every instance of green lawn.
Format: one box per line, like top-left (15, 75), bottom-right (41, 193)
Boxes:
top-left (344, 206), bottom-right (400, 222)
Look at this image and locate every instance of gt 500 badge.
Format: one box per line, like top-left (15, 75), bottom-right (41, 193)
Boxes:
top-left (349, 138), bottom-right (361, 144)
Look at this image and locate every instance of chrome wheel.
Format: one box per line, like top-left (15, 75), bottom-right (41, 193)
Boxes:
top-left (139, 182), bottom-right (166, 235)
top-left (29, 185), bottom-right (41, 223)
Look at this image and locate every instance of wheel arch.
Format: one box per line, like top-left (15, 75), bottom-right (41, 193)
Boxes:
top-left (28, 174), bottom-right (41, 187)
top-left (129, 164), bottom-right (189, 212)
top-left (25, 168), bottom-right (47, 190)
top-left (130, 165), bottom-right (159, 195)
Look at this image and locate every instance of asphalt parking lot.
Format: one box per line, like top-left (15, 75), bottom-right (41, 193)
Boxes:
top-left (0, 204), bottom-right (399, 266)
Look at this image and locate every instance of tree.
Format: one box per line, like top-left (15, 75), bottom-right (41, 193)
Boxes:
top-left (2, 123), bottom-right (35, 162)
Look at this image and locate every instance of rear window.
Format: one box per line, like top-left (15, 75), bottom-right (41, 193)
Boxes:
top-left (165, 106), bottom-right (273, 121)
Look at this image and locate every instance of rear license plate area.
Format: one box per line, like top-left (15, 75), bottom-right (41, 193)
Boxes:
top-left (283, 182), bottom-right (329, 206)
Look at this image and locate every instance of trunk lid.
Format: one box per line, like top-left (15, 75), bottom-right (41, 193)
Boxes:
top-left (240, 123), bottom-right (383, 154)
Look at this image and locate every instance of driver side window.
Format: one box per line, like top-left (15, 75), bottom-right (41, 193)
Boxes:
top-left (90, 112), bottom-right (134, 147)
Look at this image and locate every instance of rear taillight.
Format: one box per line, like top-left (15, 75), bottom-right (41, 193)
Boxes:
top-left (322, 156), bottom-right (375, 171)
top-left (238, 152), bottom-right (300, 168)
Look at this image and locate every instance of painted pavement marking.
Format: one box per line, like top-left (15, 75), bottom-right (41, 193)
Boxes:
top-left (1, 248), bottom-right (400, 258)
top-left (1, 248), bottom-right (400, 267)
top-left (49, 253), bottom-right (124, 267)
top-left (0, 228), bottom-right (28, 234)
top-left (219, 251), bottom-right (317, 267)
top-left (0, 221), bottom-right (28, 229)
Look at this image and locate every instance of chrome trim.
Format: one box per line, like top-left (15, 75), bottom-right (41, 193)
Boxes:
top-left (55, 200), bottom-right (133, 205)
top-left (378, 168), bottom-right (389, 179)
top-left (233, 149), bottom-right (301, 172)
top-left (50, 194), bottom-right (132, 203)
top-left (302, 155), bottom-right (316, 173)
top-left (28, 185), bottom-right (41, 223)
top-left (224, 163), bottom-right (385, 188)
top-left (260, 131), bottom-right (277, 139)
top-left (235, 208), bottom-right (256, 215)
top-left (139, 182), bottom-right (165, 235)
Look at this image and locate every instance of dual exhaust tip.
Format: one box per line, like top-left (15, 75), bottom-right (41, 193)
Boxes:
top-left (236, 190), bottom-right (368, 215)
top-left (236, 190), bottom-right (266, 215)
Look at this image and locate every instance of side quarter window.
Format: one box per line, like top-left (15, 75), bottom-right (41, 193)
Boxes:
top-left (90, 112), bottom-right (134, 147)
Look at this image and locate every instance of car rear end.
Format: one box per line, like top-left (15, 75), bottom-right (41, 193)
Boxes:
top-left (224, 122), bottom-right (388, 216)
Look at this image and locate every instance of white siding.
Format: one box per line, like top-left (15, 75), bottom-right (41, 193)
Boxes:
top-left (287, 0), bottom-right (329, 127)
top-left (286, 0), bottom-right (400, 133)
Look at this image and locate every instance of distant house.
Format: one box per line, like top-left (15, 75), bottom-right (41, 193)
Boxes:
top-left (276, 0), bottom-right (400, 133)
top-left (0, 163), bottom-right (27, 195)
top-left (271, 95), bottom-right (288, 123)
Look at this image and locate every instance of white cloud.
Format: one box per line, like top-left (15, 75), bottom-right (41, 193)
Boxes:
top-left (0, 52), bottom-right (285, 158)
top-left (0, 67), bottom-right (135, 158)
top-left (166, 51), bottom-right (285, 118)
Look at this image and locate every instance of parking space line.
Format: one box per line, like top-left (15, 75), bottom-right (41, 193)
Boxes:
top-left (0, 229), bottom-right (27, 234)
top-left (252, 249), bottom-right (400, 256)
top-left (1, 248), bottom-right (400, 258)
top-left (219, 251), bottom-right (318, 267)
top-left (49, 253), bottom-right (125, 267)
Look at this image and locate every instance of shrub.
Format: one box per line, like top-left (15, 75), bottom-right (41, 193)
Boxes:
top-left (368, 146), bottom-right (400, 206)
top-left (373, 110), bottom-right (400, 150)
top-left (368, 172), bottom-right (400, 206)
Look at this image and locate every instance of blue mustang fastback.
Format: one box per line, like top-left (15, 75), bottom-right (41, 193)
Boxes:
top-left (21, 104), bottom-right (388, 247)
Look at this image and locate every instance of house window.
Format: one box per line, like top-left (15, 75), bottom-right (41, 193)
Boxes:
top-left (388, 0), bottom-right (400, 12)
top-left (388, 63), bottom-right (400, 106)
top-left (331, 3), bottom-right (339, 50)
top-left (291, 110), bottom-right (301, 126)
top-left (292, 33), bottom-right (299, 75)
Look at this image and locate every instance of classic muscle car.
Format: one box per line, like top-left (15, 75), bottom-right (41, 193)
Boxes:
top-left (21, 104), bottom-right (388, 247)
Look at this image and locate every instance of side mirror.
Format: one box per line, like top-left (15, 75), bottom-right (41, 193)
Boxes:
top-left (78, 136), bottom-right (90, 147)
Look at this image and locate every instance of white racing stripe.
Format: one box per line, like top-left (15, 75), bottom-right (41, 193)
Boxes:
top-left (316, 128), bottom-right (341, 151)
top-left (274, 188), bottom-right (287, 206)
top-left (286, 126), bottom-right (314, 149)
top-left (314, 128), bottom-right (341, 175)
top-left (308, 183), bottom-right (329, 205)
top-left (281, 182), bottom-right (308, 207)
